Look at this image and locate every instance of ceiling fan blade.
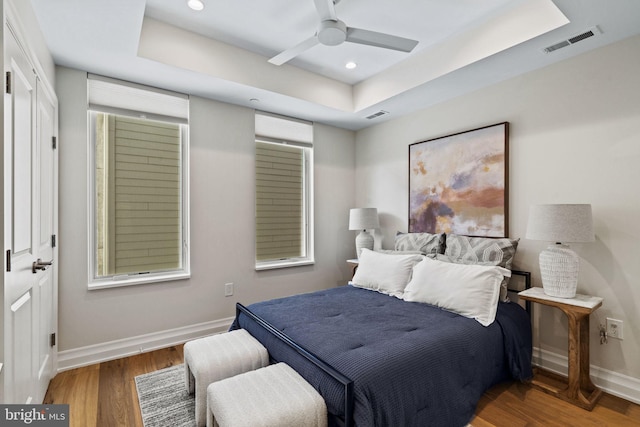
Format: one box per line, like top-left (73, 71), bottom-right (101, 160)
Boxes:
top-left (313, 0), bottom-right (337, 21)
top-left (268, 36), bottom-right (320, 66)
top-left (346, 27), bottom-right (418, 52)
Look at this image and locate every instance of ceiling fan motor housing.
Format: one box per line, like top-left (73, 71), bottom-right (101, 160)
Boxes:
top-left (318, 20), bottom-right (347, 46)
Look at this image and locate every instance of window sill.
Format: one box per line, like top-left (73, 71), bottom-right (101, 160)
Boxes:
top-left (88, 271), bottom-right (190, 290)
top-left (255, 258), bottom-right (315, 271)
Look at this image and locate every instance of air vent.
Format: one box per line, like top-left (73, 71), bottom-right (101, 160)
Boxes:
top-left (542, 26), bottom-right (602, 54)
top-left (543, 40), bottom-right (570, 53)
top-left (568, 29), bottom-right (597, 44)
top-left (365, 110), bottom-right (389, 120)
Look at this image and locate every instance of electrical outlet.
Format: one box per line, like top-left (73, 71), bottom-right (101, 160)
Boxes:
top-left (224, 282), bottom-right (234, 297)
top-left (606, 318), bottom-right (623, 340)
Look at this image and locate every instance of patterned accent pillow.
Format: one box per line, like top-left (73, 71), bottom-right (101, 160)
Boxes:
top-left (442, 234), bottom-right (520, 302)
top-left (395, 232), bottom-right (446, 255)
top-left (376, 249), bottom-right (427, 255)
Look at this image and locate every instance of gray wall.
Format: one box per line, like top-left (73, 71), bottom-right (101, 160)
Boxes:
top-left (355, 34), bottom-right (640, 386)
top-left (56, 66), bottom-right (356, 352)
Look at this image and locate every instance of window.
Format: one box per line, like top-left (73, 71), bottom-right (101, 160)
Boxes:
top-left (255, 112), bottom-right (313, 270)
top-left (88, 75), bottom-right (190, 288)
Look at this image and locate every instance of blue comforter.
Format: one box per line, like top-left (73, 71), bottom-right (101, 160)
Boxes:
top-left (233, 285), bottom-right (532, 427)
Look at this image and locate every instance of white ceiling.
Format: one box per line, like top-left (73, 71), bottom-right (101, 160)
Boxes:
top-left (30, 0), bottom-right (640, 130)
top-left (144, 0), bottom-right (514, 85)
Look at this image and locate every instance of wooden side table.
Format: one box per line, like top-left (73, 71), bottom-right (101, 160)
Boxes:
top-left (519, 287), bottom-right (603, 410)
top-left (346, 259), bottom-right (358, 279)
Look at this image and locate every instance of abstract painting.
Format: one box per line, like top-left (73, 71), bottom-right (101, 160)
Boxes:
top-left (409, 122), bottom-right (509, 237)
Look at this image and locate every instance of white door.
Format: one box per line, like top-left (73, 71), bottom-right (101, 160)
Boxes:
top-left (2, 23), bottom-right (58, 404)
top-left (34, 77), bottom-right (57, 403)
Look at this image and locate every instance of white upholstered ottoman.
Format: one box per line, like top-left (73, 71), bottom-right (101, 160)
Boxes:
top-left (184, 329), bottom-right (269, 427)
top-left (206, 362), bottom-right (327, 427)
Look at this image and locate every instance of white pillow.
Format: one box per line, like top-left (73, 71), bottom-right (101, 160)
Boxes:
top-left (350, 249), bottom-right (424, 298)
top-left (402, 257), bottom-right (511, 326)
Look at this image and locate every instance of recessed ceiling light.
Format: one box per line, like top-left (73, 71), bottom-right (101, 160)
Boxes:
top-left (345, 61), bottom-right (357, 70)
top-left (187, 0), bottom-right (205, 11)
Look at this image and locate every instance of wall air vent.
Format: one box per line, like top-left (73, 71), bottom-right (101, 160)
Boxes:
top-left (542, 26), bottom-right (602, 54)
top-left (365, 110), bottom-right (389, 120)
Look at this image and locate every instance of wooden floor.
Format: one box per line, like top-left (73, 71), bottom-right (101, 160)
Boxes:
top-left (44, 345), bottom-right (640, 427)
top-left (44, 345), bottom-right (184, 427)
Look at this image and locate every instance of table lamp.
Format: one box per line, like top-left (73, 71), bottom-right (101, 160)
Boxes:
top-left (349, 208), bottom-right (379, 258)
top-left (526, 204), bottom-right (595, 298)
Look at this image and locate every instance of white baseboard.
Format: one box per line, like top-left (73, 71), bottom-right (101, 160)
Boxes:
top-left (57, 317), bottom-right (235, 372)
top-left (532, 346), bottom-right (640, 405)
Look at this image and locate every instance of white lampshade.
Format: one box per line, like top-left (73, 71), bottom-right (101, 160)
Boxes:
top-left (526, 204), bottom-right (595, 243)
top-left (349, 208), bottom-right (379, 231)
top-left (526, 204), bottom-right (594, 298)
top-left (349, 208), bottom-right (379, 258)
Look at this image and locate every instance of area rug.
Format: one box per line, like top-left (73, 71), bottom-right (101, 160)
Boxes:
top-left (135, 364), bottom-right (196, 427)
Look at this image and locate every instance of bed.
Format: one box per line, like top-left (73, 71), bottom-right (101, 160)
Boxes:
top-left (232, 234), bottom-right (533, 427)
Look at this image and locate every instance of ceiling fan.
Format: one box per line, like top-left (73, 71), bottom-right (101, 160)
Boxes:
top-left (268, 0), bottom-right (419, 66)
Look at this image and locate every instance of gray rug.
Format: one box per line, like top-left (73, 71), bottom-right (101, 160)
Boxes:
top-left (135, 364), bottom-right (196, 427)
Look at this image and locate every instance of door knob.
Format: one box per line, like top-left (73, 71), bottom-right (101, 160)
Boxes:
top-left (32, 258), bottom-right (53, 274)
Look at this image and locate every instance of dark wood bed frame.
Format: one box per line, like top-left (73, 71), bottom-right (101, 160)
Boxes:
top-left (234, 270), bottom-right (531, 427)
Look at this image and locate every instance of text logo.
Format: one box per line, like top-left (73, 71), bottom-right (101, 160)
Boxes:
top-left (0, 405), bottom-right (69, 426)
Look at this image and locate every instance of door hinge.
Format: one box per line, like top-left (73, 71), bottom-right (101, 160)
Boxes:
top-left (6, 249), bottom-right (11, 272)
top-left (5, 71), bottom-right (11, 94)
top-left (51, 234), bottom-right (56, 248)
top-left (50, 333), bottom-right (56, 347)
top-left (52, 136), bottom-right (57, 150)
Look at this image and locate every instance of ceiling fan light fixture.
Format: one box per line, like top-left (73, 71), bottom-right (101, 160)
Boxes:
top-left (187, 0), bottom-right (205, 11)
top-left (318, 20), bottom-right (347, 46)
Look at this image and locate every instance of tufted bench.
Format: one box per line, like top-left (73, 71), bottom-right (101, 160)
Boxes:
top-left (206, 362), bottom-right (327, 427)
top-left (184, 329), bottom-right (270, 427)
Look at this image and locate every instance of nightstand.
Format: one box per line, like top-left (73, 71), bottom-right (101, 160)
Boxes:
top-left (346, 259), bottom-right (358, 279)
top-left (519, 287), bottom-right (603, 410)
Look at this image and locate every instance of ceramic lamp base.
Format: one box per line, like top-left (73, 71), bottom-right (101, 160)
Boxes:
top-left (539, 244), bottom-right (579, 298)
top-left (355, 230), bottom-right (374, 258)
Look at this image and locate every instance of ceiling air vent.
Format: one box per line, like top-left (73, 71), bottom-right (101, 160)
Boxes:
top-left (542, 26), bottom-right (602, 54)
top-left (365, 110), bottom-right (389, 120)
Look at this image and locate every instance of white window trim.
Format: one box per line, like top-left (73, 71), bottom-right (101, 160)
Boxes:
top-left (255, 259), bottom-right (315, 271)
top-left (88, 270), bottom-right (191, 290)
top-left (254, 138), bottom-right (314, 271)
top-left (87, 113), bottom-right (191, 290)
